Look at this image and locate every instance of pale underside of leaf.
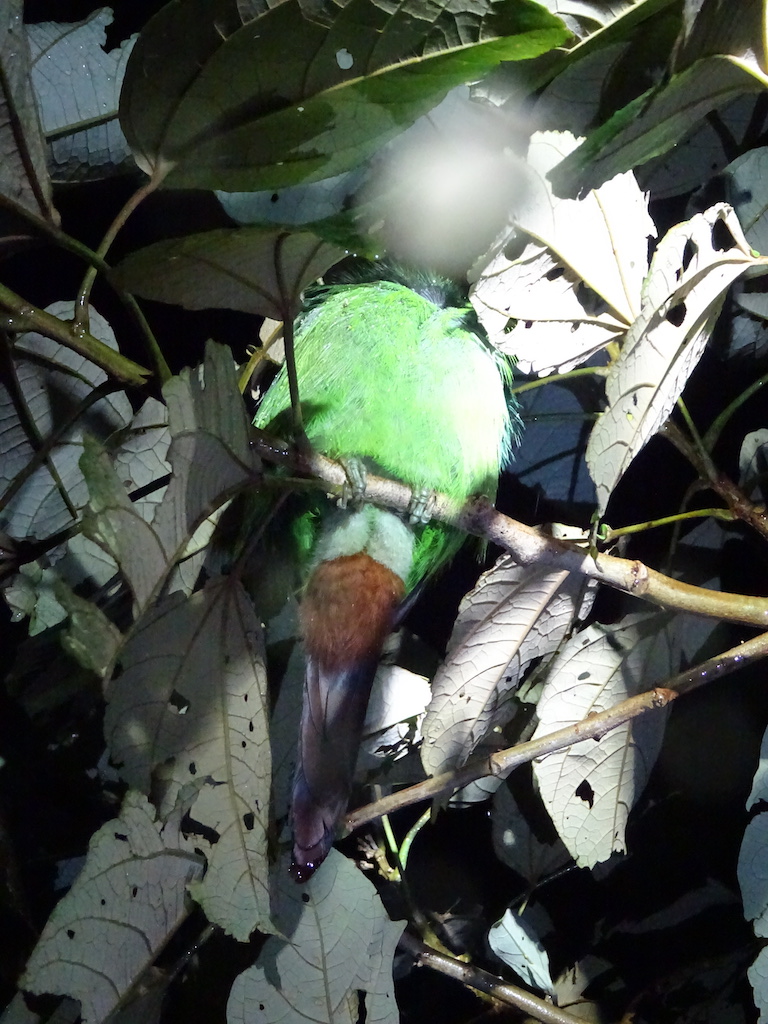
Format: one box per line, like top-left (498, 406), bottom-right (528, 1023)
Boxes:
top-left (587, 203), bottom-right (756, 514)
top-left (227, 851), bottom-right (404, 1024)
top-left (472, 239), bottom-right (626, 375)
top-left (106, 577), bottom-right (273, 941)
top-left (0, 0), bottom-right (56, 221)
top-left (514, 130), bottom-right (655, 325)
top-left (27, 10), bottom-right (136, 182)
top-left (21, 792), bottom-right (203, 1024)
top-left (532, 615), bottom-right (673, 867)
top-left (0, 303), bottom-right (132, 541)
top-left (81, 342), bottom-right (258, 611)
top-left (421, 558), bottom-right (591, 777)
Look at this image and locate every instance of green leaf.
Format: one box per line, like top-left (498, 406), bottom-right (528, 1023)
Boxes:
top-left (549, 55), bottom-right (768, 195)
top-left (53, 579), bottom-right (123, 678)
top-left (113, 225), bottom-right (345, 319)
top-left (120, 0), bottom-right (568, 191)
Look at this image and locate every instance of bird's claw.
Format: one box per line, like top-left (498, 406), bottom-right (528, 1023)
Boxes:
top-left (338, 456), bottom-right (368, 509)
top-left (408, 486), bottom-right (437, 525)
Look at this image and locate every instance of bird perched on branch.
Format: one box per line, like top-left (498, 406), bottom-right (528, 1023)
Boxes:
top-left (253, 263), bottom-right (518, 881)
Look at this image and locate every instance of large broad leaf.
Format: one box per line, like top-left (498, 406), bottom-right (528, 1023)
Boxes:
top-left (120, 0), bottom-right (568, 191)
top-left (105, 577), bottom-right (273, 941)
top-left (0, 0), bottom-right (56, 223)
top-left (492, 782), bottom-right (572, 887)
top-left (228, 851), bottom-right (404, 1024)
top-left (545, 0), bottom-right (768, 194)
top-left (113, 226), bottom-right (344, 319)
top-left (550, 55), bottom-right (768, 196)
top-left (0, 302), bottom-right (133, 541)
top-left (472, 239), bottom-right (626, 376)
top-left (421, 556), bottom-right (593, 777)
top-left (471, 129), bottom-right (654, 375)
top-left (587, 203), bottom-right (757, 515)
top-left (81, 341), bottom-right (257, 611)
top-left (21, 792), bottom-right (204, 1024)
top-left (532, 614), bottom-right (677, 867)
top-left (27, 9), bottom-right (136, 182)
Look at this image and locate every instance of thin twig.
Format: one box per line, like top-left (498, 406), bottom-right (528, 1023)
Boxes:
top-left (398, 932), bottom-right (586, 1024)
top-left (0, 283), bottom-right (150, 388)
top-left (347, 630), bottom-right (768, 830)
top-left (253, 436), bottom-right (768, 628)
top-left (663, 421), bottom-right (768, 543)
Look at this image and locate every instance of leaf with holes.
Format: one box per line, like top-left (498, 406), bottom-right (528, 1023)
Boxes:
top-left (587, 203), bottom-right (758, 514)
top-left (228, 850), bottom-right (404, 1024)
top-left (21, 791), bottom-right (203, 1024)
top-left (120, 0), bottom-right (567, 191)
top-left (81, 341), bottom-right (258, 612)
top-left (532, 613), bottom-right (679, 868)
top-left (472, 240), bottom-right (626, 376)
top-left (421, 557), bottom-right (594, 777)
top-left (471, 130), bottom-right (654, 374)
top-left (105, 575), bottom-right (272, 940)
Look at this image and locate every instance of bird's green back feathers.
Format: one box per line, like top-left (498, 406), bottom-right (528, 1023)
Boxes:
top-left (254, 277), bottom-right (517, 587)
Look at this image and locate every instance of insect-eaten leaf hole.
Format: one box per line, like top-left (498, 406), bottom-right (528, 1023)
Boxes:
top-left (681, 238), bottom-right (697, 273)
top-left (666, 302), bottom-right (686, 327)
top-left (576, 280), bottom-right (609, 317)
top-left (168, 690), bottom-right (190, 715)
top-left (242, 812), bottom-right (255, 832)
top-left (575, 779), bottom-right (595, 808)
top-left (711, 216), bottom-right (736, 252)
top-left (181, 812), bottom-right (221, 846)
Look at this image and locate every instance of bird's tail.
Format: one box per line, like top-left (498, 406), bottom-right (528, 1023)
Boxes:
top-left (290, 550), bottom-right (405, 882)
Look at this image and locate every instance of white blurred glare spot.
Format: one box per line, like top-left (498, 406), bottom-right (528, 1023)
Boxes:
top-left (356, 91), bottom-right (530, 276)
top-left (336, 48), bottom-right (353, 70)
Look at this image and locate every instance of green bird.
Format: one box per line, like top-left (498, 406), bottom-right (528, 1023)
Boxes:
top-left (253, 264), bottom-right (518, 882)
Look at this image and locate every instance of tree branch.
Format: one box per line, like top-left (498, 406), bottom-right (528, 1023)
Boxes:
top-left (397, 932), bottom-right (587, 1024)
top-left (346, 629), bottom-right (768, 830)
top-left (252, 435), bottom-right (768, 629)
top-left (0, 282), bottom-right (151, 388)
